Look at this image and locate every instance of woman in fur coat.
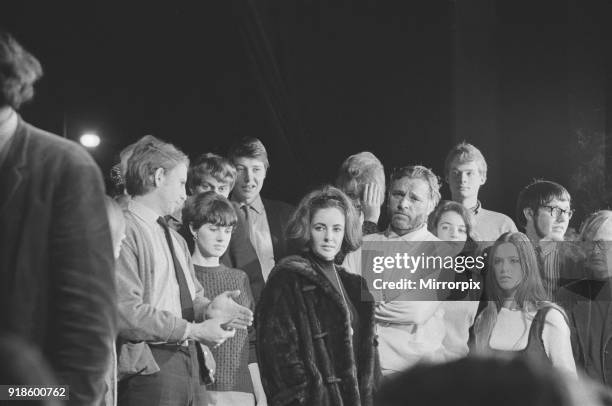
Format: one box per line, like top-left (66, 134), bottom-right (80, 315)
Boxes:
top-left (256, 185), bottom-right (379, 406)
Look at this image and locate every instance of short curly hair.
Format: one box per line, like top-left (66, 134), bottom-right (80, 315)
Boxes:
top-left (390, 165), bottom-right (442, 208)
top-left (335, 151), bottom-right (385, 201)
top-left (286, 185), bottom-right (361, 259)
top-left (0, 32), bottom-right (43, 109)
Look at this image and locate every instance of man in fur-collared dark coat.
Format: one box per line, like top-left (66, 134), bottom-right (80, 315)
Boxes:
top-left (256, 254), bottom-right (379, 406)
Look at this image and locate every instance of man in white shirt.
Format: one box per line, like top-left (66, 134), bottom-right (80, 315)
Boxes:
top-left (116, 136), bottom-right (253, 406)
top-left (343, 165), bottom-right (447, 375)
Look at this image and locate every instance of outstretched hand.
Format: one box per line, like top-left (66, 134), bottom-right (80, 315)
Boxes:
top-left (207, 290), bottom-right (253, 329)
top-left (189, 318), bottom-right (236, 347)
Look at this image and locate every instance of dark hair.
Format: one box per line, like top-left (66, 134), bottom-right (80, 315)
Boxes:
top-left (473, 232), bottom-right (568, 353)
top-left (0, 31), bottom-right (43, 109)
top-left (182, 191), bottom-right (238, 230)
top-left (428, 200), bottom-right (480, 255)
top-left (428, 200), bottom-right (474, 237)
top-left (515, 180), bottom-right (571, 228)
top-left (286, 185), bottom-right (361, 259)
top-left (187, 153), bottom-right (237, 195)
top-left (227, 137), bottom-right (270, 169)
top-left (125, 135), bottom-right (189, 196)
top-left (389, 165), bottom-right (442, 207)
top-left (485, 232), bottom-right (547, 307)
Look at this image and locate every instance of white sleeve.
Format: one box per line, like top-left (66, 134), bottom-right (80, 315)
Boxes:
top-left (376, 300), bottom-right (442, 325)
top-left (542, 308), bottom-right (577, 377)
top-left (342, 248), bottom-right (362, 276)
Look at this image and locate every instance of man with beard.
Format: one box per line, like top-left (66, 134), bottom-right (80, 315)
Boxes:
top-left (516, 179), bottom-right (581, 300)
top-left (343, 166), bottom-right (450, 375)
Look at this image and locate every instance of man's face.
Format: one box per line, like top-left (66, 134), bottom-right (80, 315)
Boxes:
top-left (387, 177), bottom-right (434, 235)
top-left (585, 222), bottom-right (612, 280)
top-left (157, 163), bottom-right (188, 215)
top-left (447, 158), bottom-right (485, 201)
top-left (527, 197), bottom-right (571, 241)
top-left (193, 174), bottom-right (232, 198)
top-left (232, 157), bottom-right (267, 204)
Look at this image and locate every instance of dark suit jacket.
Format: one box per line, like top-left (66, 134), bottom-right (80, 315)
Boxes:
top-left (262, 197), bottom-right (294, 262)
top-left (558, 279), bottom-right (612, 386)
top-left (0, 119), bottom-right (116, 405)
top-left (223, 202), bottom-right (266, 304)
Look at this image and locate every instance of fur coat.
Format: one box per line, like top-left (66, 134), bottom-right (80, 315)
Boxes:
top-left (256, 254), bottom-right (379, 406)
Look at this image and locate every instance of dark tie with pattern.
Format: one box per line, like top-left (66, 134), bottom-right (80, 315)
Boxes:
top-left (241, 204), bottom-right (253, 239)
top-left (157, 216), bottom-right (195, 322)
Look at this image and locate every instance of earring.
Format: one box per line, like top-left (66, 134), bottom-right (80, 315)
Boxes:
top-left (192, 233), bottom-right (198, 241)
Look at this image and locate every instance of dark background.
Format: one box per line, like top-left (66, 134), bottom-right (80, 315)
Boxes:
top-left (3, 1), bottom-right (611, 230)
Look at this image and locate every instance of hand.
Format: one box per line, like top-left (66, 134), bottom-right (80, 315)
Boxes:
top-left (188, 319), bottom-right (236, 347)
top-left (361, 182), bottom-right (384, 223)
top-left (207, 290), bottom-right (253, 329)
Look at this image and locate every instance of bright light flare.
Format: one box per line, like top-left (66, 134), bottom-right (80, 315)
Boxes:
top-left (80, 133), bottom-right (100, 148)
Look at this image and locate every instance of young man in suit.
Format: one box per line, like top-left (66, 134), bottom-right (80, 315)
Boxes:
top-left (228, 137), bottom-right (294, 282)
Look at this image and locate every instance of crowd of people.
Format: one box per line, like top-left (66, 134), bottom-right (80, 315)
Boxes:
top-left (3, 31), bottom-right (612, 406)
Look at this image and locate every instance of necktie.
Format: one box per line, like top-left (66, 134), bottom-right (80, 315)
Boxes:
top-left (241, 204), bottom-right (253, 241)
top-left (157, 216), bottom-right (195, 322)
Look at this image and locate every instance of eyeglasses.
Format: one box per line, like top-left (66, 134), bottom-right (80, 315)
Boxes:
top-left (540, 205), bottom-right (574, 219)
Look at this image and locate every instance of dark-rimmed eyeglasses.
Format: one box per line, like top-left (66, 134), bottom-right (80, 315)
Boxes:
top-left (540, 205), bottom-right (574, 219)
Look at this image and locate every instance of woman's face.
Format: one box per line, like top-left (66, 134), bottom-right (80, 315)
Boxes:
top-left (310, 207), bottom-right (345, 261)
top-left (194, 223), bottom-right (233, 258)
top-left (436, 211), bottom-right (468, 242)
top-left (492, 242), bottom-right (524, 296)
top-left (586, 221), bottom-right (612, 279)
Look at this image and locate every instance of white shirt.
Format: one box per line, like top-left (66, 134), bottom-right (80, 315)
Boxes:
top-left (239, 195), bottom-right (276, 281)
top-left (128, 200), bottom-right (197, 319)
top-left (344, 225), bottom-right (448, 374)
top-left (490, 307), bottom-right (577, 376)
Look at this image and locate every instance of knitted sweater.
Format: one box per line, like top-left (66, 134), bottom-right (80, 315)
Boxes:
top-left (193, 264), bottom-right (256, 393)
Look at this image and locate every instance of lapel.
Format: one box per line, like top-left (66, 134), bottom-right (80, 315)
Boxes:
top-left (0, 119), bottom-right (28, 214)
top-left (262, 198), bottom-right (281, 257)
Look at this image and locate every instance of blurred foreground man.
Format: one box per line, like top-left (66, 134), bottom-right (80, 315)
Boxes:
top-left (0, 32), bottom-right (116, 405)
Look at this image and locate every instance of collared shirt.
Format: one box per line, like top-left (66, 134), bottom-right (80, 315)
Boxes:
top-left (343, 224), bottom-right (447, 374)
top-left (469, 200), bottom-right (518, 243)
top-left (343, 223), bottom-right (440, 276)
top-left (128, 200), bottom-right (197, 319)
top-left (237, 195), bottom-right (276, 281)
top-left (537, 241), bottom-right (566, 301)
top-left (0, 109), bottom-right (18, 170)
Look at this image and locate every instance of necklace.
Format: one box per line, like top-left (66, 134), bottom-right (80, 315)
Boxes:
top-left (333, 264), bottom-right (354, 337)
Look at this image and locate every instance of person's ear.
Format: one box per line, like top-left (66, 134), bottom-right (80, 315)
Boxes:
top-left (154, 167), bottom-right (165, 187)
top-left (189, 224), bottom-right (198, 240)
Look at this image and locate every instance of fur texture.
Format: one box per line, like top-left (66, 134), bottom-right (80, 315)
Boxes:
top-left (256, 255), bottom-right (379, 406)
